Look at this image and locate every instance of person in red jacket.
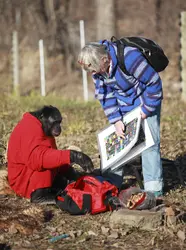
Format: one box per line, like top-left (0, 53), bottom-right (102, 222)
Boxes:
top-left (7, 105), bottom-right (94, 204)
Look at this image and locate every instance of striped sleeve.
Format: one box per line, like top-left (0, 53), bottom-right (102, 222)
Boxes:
top-left (124, 47), bottom-right (163, 116)
top-left (93, 76), bottom-right (122, 124)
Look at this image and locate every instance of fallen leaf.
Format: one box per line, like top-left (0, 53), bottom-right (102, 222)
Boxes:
top-left (8, 224), bottom-right (18, 234)
top-left (88, 230), bottom-right (97, 236)
top-left (177, 230), bottom-right (185, 241)
top-left (108, 231), bottom-right (119, 239)
top-left (165, 206), bottom-right (175, 216)
top-left (101, 226), bottom-right (110, 235)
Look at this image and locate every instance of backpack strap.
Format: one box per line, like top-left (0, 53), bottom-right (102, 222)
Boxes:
top-left (121, 37), bottom-right (151, 55)
top-left (111, 36), bottom-right (130, 76)
top-left (74, 175), bottom-right (103, 189)
top-left (111, 36), bottom-right (151, 76)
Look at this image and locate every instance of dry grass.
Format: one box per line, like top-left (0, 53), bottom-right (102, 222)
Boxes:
top-left (0, 83), bottom-right (186, 249)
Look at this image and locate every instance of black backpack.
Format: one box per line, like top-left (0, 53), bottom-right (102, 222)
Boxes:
top-left (111, 36), bottom-right (169, 76)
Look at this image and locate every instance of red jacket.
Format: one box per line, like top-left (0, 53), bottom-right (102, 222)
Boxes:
top-left (7, 112), bottom-right (70, 198)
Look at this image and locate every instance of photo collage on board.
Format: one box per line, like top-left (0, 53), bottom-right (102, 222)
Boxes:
top-left (104, 118), bottom-right (138, 160)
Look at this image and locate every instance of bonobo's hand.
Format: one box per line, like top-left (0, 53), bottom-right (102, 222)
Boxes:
top-left (70, 150), bottom-right (94, 173)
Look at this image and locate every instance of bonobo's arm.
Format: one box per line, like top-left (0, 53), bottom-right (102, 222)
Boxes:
top-left (24, 136), bottom-right (93, 173)
top-left (20, 114), bottom-right (94, 173)
top-left (24, 135), bottom-right (70, 171)
top-left (28, 145), bottom-right (94, 173)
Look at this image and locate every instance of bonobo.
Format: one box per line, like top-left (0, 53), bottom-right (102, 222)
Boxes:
top-left (30, 105), bottom-right (62, 137)
top-left (7, 105), bottom-right (94, 204)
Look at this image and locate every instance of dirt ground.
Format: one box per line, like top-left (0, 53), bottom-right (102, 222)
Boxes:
top-left (0, 80), bottom-right (186, 250)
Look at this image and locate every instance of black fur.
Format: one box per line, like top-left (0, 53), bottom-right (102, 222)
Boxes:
top-left (30, 105), bottom-right (62, 137)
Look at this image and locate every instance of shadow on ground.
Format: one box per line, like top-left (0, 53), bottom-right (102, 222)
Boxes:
top-left (121, 155), bottom-right (186, 192)
top-left (0, 243), bottom-right (11, 250)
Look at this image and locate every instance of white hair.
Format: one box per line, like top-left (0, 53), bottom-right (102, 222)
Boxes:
top-left (78, 42), bottom-right (108, 72)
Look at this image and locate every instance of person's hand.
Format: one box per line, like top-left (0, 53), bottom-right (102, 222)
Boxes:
top-left (70, 150), bottom-right (94, 173)
top-left (140, 110), bottom-right (147, 119)
top-left (114, 120), bottom-right (125, 139)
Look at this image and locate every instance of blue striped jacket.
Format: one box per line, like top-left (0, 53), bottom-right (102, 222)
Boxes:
top-left (92, 40), bottom-right (163, 124)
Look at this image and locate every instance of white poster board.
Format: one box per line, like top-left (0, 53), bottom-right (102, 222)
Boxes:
top-left (97, 106), bottom-right (154, 172)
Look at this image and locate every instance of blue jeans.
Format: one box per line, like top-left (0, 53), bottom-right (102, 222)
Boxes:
top-left (142, 106), bottom-right (163, 192)
top-left (102, 106), bottom-right (163, 192)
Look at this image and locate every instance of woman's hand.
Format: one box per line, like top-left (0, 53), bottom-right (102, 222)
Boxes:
top-left (114, 120), bottom-right (125, 139)
top-left (140, 110), bottom-right (147, 119)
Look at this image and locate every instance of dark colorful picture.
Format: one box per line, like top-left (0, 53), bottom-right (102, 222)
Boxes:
top-left (104, 118), bottom-right (138, 160)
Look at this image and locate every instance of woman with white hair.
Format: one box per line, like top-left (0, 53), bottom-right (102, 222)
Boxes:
top-left (78, 40), bottom-right (163, 198)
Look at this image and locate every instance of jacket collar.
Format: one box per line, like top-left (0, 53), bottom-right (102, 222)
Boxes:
top-left (99, 40), bottom-right (118, 78)
top-left (23, 112), bottom-right (42, 127)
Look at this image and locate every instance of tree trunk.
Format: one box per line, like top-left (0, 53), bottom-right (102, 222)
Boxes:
top-left (180, 11), bottom-right (186, 102)
top-left (43, 0), bottom-right (57, 51)
top-left (96, 0), bottom-right (116, 40)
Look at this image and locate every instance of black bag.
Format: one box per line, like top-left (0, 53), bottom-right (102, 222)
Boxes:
top-left (111, 36), bottom-right (169, 75)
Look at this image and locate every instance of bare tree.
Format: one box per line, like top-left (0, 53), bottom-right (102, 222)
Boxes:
top-left (96, 0), bottom-right (116, 40)
top-left (43, 0), bottom-right (57, 51)
top-left (155, 0), bottom-right (162, 33)
top-left (180, 11), bottom-right (186, 102)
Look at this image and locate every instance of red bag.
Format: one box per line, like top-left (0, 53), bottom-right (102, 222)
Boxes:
top-left (56, 176), bottom-right (118, 215)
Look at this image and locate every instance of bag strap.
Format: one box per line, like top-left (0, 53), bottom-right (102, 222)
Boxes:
top-left (111, 36), bottom-right (130, 75)
top-left (121, 38), bottom-right (151, 55)
top-left (74, 175), bottom-right (103, 189)
top-left (111, 36), bottom-right (151, 76)
top-left (104, 190), bottom-right (121, 211)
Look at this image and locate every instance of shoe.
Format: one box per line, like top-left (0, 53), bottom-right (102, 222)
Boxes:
top-left (153, 191), bottom-right (163, 199)
top-left (30, 187), bottom-right (60, 205)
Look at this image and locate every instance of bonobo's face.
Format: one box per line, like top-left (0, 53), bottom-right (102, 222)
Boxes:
top-left (40, 106), bottom-right (62, 137)
top-left (47, 112), bottom-right (62, 137)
